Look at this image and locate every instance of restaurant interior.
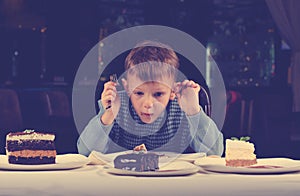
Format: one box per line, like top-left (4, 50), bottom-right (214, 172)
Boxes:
top-left (0, 0), bottom-right (299, 159)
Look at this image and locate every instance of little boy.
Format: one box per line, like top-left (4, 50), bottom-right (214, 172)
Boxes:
top-left (77, 41), bottom-right (223, 156)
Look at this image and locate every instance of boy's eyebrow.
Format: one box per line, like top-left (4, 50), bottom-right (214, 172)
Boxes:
top-left (153, 88), bottom-right (168, 91)
top-left (132, 87), bottom-right (143, 91)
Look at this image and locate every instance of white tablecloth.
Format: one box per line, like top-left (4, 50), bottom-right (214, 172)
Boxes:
top-left (1, 165), bottom-right (300, 196)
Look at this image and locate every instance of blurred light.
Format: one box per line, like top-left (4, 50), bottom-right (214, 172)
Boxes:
top-left (41, 27), bottom-right (47, 33)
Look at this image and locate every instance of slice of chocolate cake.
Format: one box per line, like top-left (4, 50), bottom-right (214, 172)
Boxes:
top-left (114, 153), bottom-right (159, 172)
top-left (6, 130), bottom-right (56, 165)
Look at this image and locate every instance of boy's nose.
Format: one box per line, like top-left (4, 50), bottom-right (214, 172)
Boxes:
top-left (143, 96), bottom-right (154, 109)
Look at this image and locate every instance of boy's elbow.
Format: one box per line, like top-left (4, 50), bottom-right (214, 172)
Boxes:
top-left (77, 138), bottom-right (90, 156)
top-left (216, 143), bottom-right (224, 156)
top-left (215, 133), bottom-right (224, 156)
top-left (207, 146), bottom-right (223, 156)
top-left (207, 135), bottom-right (224, 156)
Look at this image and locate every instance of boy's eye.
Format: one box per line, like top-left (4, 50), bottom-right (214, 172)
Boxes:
top-left (153, 92), bottom-right (164, 97)
top-left (134, 91), bottom-right (144, 96)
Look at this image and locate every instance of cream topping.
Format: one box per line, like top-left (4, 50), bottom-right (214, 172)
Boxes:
top-left (225, 139), bottom-right (256, 160)
top-left (226, 139), bottom-right (255, 150)
top-left (6, 132), bottom-right (55, 141)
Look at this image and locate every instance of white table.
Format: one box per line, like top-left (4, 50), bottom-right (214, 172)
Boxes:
top-left (1, 164), bottom-right (300, 196)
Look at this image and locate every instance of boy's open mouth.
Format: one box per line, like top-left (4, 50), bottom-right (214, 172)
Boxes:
top-left (141, 113), bottom-right (154, 117)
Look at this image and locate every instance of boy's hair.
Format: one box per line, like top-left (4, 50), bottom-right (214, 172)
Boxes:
top-left (125, 41), bottom-right (179, 83)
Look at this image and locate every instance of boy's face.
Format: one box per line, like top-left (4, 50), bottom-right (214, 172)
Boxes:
top-left (125, 76), bottom-right (175, 124)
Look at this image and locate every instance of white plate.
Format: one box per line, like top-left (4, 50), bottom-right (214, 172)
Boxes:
top-left (104, 161), bottom-right (200, 177)
top-left (176, 153), bottom-right (206, 162)
top-left (88, 150), bottom-right (206, 165)
top-left (194, 157), bottom-right (300, 174)
top-left (0, 154), bottom-right (89, 171)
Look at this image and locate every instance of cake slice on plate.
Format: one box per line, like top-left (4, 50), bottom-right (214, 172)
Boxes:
top-left (225, 136), bottom-right (257, 167)
top-left (114, 143), bottom-right (159, 172)
top-left (6, 130), bottom-right (56, 165)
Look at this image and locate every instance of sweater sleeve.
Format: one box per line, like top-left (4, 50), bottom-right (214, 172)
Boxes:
top-left (186, 108), bottom-right (224, 156)
top-left (77, 100), bottom-right (113, 156)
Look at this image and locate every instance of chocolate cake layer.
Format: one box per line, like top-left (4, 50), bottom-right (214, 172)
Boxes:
top-left (114, 153), bottom-right (159, 172)
top-left (6, 140), bottom-right (55, 151)
top-left (8, 156), bottom-right (55, 165)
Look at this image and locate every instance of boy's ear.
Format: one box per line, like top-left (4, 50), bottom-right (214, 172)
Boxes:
top-left (121, 78), bottom-right (130, 95)
top-left (170, 91), bottom-right (176, 100)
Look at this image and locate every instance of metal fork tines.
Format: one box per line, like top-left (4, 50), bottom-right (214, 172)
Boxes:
top-left (109, 74), bottom-right (119, 85)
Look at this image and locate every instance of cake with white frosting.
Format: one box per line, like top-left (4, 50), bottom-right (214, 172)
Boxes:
top-left (6, 130), bottom-right (56, 164)
top-left (225, 137), bottom-right (257, 167)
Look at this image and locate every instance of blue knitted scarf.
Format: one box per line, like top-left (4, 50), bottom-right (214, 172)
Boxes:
top-left (107, 91), bottom-right (192, 153)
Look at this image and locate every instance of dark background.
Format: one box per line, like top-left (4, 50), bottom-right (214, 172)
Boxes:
top-left (0, 0), bottom-right (299, 158)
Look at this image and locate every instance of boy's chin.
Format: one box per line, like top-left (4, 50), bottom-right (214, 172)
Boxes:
top-left (141, 118), bottom-right (155, 124)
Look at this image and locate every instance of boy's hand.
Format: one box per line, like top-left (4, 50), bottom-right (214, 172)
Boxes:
top-left (100, 81), bottom-right (120, 125)
top-left (174, 80), bottom-right (201, 116)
